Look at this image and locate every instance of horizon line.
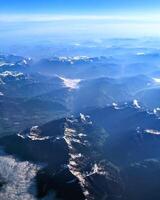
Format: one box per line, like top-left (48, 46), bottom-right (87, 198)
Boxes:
top-left (0, 14), bottom-right (160, 23)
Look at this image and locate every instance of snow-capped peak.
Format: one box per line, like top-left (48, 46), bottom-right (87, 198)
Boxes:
top-left (18, 126), bottom-right (52, 141)
top-left (0, 71), bottom-right (24, 78)
top-left (133, 99), bottom-right (141, 109)
top-left (145, 129), bottom-right (160, 135)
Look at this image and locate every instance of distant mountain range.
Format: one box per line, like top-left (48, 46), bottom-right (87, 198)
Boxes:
top-left (0, 48), bottom-right (160, 199)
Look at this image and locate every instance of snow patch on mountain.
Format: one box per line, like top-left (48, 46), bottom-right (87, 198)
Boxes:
top-left (63, 115), bottom-right (95, 199)
top-left (58, 56), bottom-right (90, 62)
top-left (0, 71), bottom-right (24, 79)
top-left (133, 99), bottom-right (141, 109)
top-left (145, 129), bottom-right (160, 135)
top-left (88, 163), bottom-right (109, 176)
top-left (18, 126), bottom-right (52, 141)
top-left (112, 102), bottom-right (120, 110)
top-left (0, 62), bottom-right (14, 67)
top-left (153, 107), bottom-right (160, 114)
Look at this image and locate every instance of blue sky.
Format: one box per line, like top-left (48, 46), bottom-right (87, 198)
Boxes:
top-left (0, 0), bottom-right (160, 14)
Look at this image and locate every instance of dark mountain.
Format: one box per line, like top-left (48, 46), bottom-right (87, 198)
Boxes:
top-left (136, 87), bottom-right (160, 110)
top-left (0, 114), bottom-right (123, 200)
top-left (73, 77), bottom-right (131, 111)
top-left (0, 72), bottom-right (65, 98)
top-left (117, 75), bottom-right (154, 94)
top-left (0, 94), bottom-right (68, 136)
top-left (1, 104), bottom-right (160, 199)
top-left (0, 72), bottom-right (71, 135)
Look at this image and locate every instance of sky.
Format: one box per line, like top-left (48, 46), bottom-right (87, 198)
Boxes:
top-left (0, 0), bottom-right (160, 14)
top-left (1, 0), bottom-right (160, 45)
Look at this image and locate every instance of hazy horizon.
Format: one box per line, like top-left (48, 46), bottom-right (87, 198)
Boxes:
top-left (1, 0), bottom-right (160, 45)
